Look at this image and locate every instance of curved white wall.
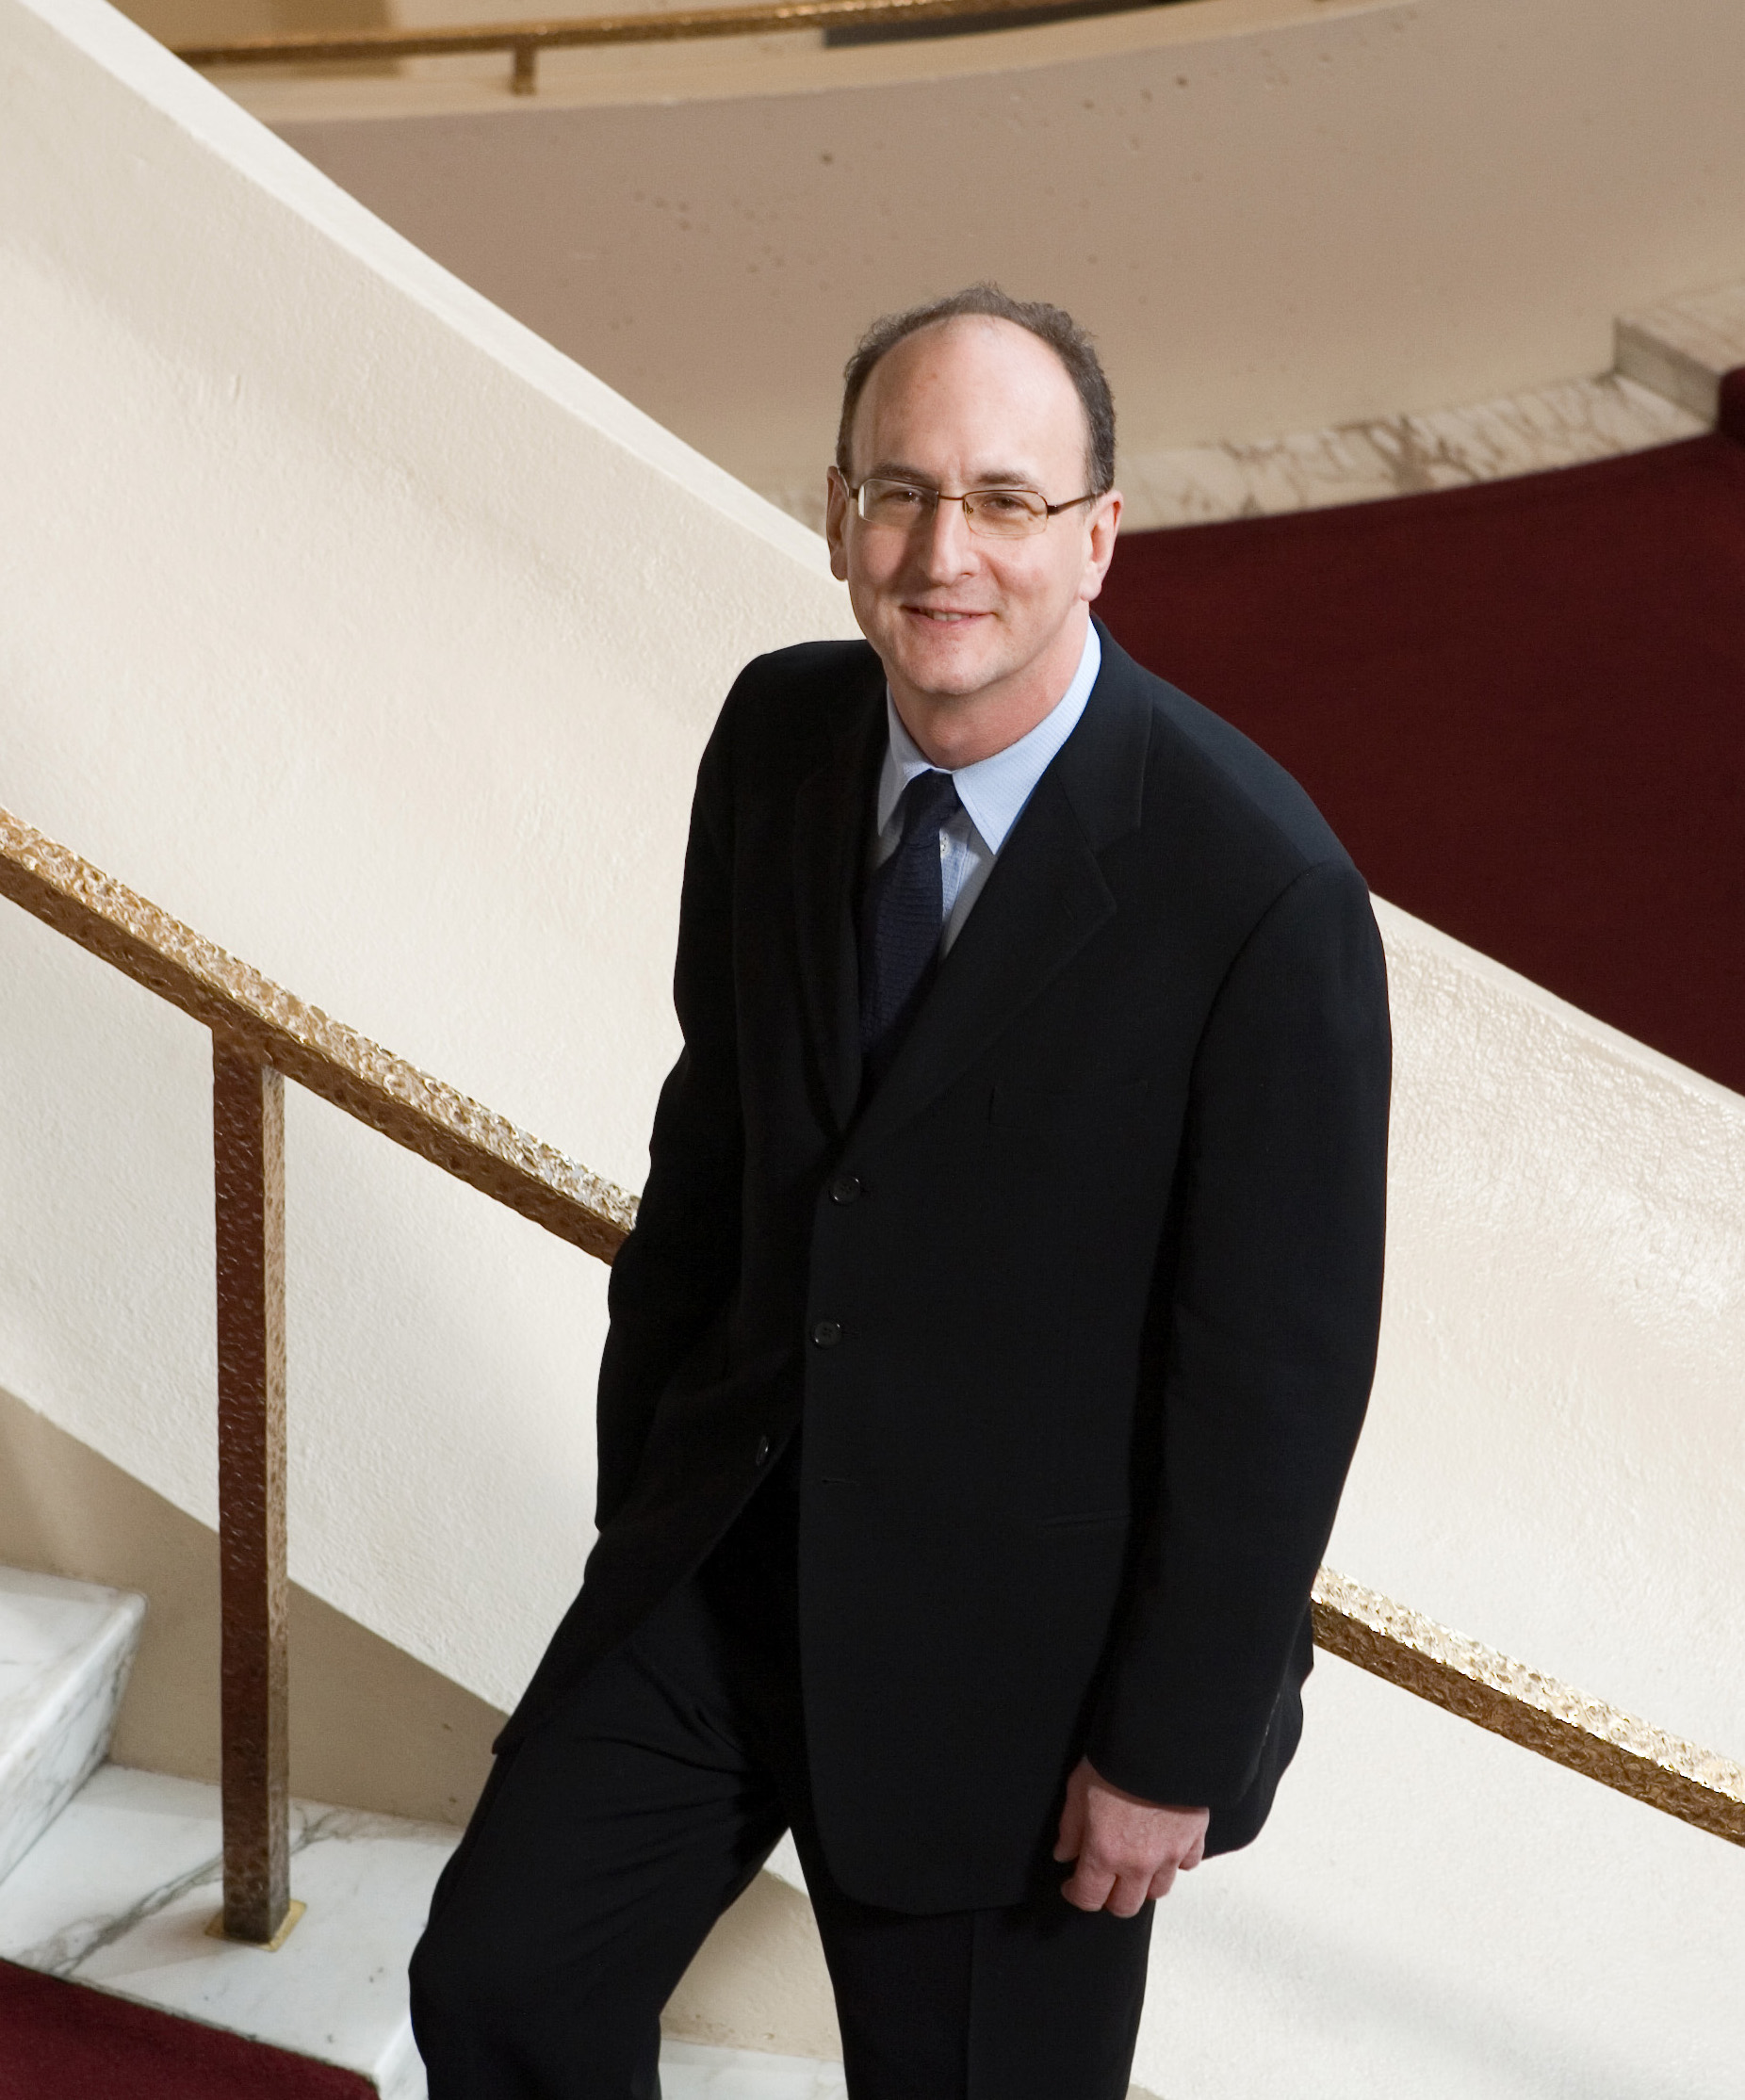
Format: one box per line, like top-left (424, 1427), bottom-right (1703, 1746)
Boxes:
top-left (2, 0), bottom-right (1741, 2087)
top-left (1234, 903), bottom-right (1745, 2098)
top-left (236, 0), bottom-right (1745, 507)
top-left (0, 0), bottom-right (856, 1712)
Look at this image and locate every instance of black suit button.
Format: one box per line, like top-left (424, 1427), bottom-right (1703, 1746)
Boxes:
top-left (811, 1319), bottom-right (841, 1348)
top-left (829, 1174), bottom-right (863, 1205)
top-left (754, 1434), bottom-right (773, 1468)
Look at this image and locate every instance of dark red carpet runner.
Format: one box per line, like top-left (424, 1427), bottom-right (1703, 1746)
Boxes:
top-left (0, 1960), bottom-right (373, 2100)
top-left (1098, 387), bottom-right (1745, 1099)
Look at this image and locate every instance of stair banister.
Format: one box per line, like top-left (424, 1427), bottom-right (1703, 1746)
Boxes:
top-left (171, 0), bottom-right (1184, 97)
top-left (1, 806), bottom-right (631, 1944)
top-left (0, 805), bottom-right (1738, 1945)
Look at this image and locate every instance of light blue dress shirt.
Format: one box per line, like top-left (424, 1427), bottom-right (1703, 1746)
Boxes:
top-left (872, 621), bottom-right (1102, 952)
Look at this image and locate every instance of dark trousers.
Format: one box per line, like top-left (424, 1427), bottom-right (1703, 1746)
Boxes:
top-left (410, 1485), bottom-right (1153, 2099)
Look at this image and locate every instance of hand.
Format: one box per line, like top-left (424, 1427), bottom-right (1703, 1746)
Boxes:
top-left (1052, 1756), bottom-right (1209, 1916)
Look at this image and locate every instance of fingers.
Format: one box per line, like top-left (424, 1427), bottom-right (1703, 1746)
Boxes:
top-left (1053, 1760), bottom-right (1211, 1914)
top-left (1063, 1829), bottom-right (1207, 1913)
top-left (1063, 1858), bottom-right (1152, 1916)
top-left (1101, 1872), bottom-right (1152, 1919)
top-left (1060, 1859), bottom-right (1116, 1913)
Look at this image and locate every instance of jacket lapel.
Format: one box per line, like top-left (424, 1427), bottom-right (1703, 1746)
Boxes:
top-left (791, 671), bottom-right (887, 1134)
top-left (849, 630), bottom-right (1153, 1156)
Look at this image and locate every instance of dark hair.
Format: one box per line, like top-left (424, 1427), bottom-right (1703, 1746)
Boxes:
top-left (836, 285), bottom-right (1116, 496)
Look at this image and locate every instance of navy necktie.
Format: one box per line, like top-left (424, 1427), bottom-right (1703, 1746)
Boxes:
top-left (859, 768), bottom-right (961, 1087)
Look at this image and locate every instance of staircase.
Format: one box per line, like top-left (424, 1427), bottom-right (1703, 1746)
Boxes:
top-left (0, 1567), bottom-right (143, 1887)
top-left (0, 1569), bottom-right (861, 2096)
top-left (0, 1563), bottom-right (431, 2092)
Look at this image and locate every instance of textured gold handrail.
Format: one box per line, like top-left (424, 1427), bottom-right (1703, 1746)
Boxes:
top-left (173, 0), bottom-right (1149, 90)
top-left (3, 808), bottom-right (1739, 1853)
top-left (1313, 1570), bottom-right (1745, 1845)
top-left (0, 807), bottom-right (634, 1263)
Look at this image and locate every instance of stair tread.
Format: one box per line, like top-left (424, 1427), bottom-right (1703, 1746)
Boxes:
top-left (0, 1565), bottom-right (143, 1733)
top-left (0, 1763), bottom-right (454, 2097)
top-left (0, 1564), bottom-right (144, 1888)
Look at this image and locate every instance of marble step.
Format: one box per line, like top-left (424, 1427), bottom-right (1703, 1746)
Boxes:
top-left (0, 1761), bottom-right (846, 2098)
top-left (1616, 279), bottom-right (1745, 424)
top-left (0, 1761), bottom-right (455, 2098)
top-left (660, 2040), bottom-right (848, 2096)
top-left (0, 1564), bottom-right (144, 1889)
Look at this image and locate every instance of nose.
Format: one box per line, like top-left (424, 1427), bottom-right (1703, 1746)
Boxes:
top-left (916, 492), bottom-right (977, 580)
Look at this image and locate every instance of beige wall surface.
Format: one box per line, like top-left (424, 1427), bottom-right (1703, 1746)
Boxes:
top-left (253, 0), bottom-right (1745, 500)
top-left (1, 0), bottom-right (854, 1723)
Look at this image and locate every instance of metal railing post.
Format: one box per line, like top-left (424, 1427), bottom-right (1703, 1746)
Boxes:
top-left (212, 1040), bottom-right (291, 1945)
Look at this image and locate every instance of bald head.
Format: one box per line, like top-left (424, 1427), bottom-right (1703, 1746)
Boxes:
top-left (836, 285), bottom-right (1115, 497)
top-left (845, 316), bottom-right (1095, 497)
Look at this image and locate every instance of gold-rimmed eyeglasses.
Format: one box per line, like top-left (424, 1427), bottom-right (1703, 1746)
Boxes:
top-left (844, 475), bottom-right (1101, 540)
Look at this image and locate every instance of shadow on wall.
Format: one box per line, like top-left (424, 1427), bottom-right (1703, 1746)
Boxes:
top-left (664, 1870), bottom-right (842, 2059)
top-left (0, 1382), bottom-right (501, 1826)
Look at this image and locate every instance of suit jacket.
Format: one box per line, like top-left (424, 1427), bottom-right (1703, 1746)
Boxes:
top-left (503, 622), bottom-right (1392, 1913)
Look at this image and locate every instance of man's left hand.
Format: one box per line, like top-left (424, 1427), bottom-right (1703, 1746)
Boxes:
top-left (1052, 1757), bottom-right (1209, 1916)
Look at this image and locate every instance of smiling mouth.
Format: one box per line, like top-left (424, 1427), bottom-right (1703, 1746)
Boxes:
top-left (906, 608), bottom-right (987, 624)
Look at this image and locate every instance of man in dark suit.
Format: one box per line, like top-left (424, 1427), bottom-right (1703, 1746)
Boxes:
top-left (412, 285), bottom-right (1391, 2100)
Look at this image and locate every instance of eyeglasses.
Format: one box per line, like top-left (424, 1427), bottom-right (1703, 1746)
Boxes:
top-left (844, 475), bottom-right (1100, 541)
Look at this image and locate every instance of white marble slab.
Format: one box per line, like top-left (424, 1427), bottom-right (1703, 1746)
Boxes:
top-left (660, 2039), bottom-right (849, 2098)
top-left (0, 1564), bottom-right (143, 1889)
top-left (1616, 278), bottom-right (1745, 422)
top-left (0, 1762), bottom-right (456, 2099)
top-left (1113, 371), bottom-right (1704, 531)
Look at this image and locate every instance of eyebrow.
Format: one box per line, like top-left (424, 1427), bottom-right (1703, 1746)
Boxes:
top-left (863, 461), bottom-right (1044, 490)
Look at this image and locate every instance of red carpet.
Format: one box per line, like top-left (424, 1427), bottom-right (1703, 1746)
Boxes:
top-left (1098, 384), bottom-right (1745, 1098)
top-left (0, 1961), bottom-right (374, 2100)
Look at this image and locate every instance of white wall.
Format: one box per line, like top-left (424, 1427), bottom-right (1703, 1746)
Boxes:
top-left (3, 0), bottom-right (1741, 2088)
top-left (0, 0), bottom-right (856, 1715)
top-left (1193, 902), bottom-right (1745, 2100)
top-left (233, 0), bottom-right (1745, 503)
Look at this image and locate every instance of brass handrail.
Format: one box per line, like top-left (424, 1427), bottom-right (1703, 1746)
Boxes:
top-left (1, 806), bottom-right (1738, 1943)
top-left (1313, 1571), bottom-right (1744, 1846)
top-left (0, 810), bottom-right (634, 1263)
top-left (172, 0), bottom-right (1160, 93)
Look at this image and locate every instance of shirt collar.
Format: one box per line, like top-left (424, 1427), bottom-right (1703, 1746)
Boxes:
top-left (878, 621), bottom-right (1101, 852)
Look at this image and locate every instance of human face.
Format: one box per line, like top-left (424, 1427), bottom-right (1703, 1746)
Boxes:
top-left (825, 317), bottom-right (1121, 767)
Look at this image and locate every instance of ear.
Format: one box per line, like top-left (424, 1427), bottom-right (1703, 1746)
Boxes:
top-left (825, 466), bottom-right (851, 582)
top-left (1080, 489), bottom-right (1123, 604)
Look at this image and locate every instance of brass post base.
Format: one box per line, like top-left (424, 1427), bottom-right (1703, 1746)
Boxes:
top-left (205, 1898), bottom-right (306, 1952)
